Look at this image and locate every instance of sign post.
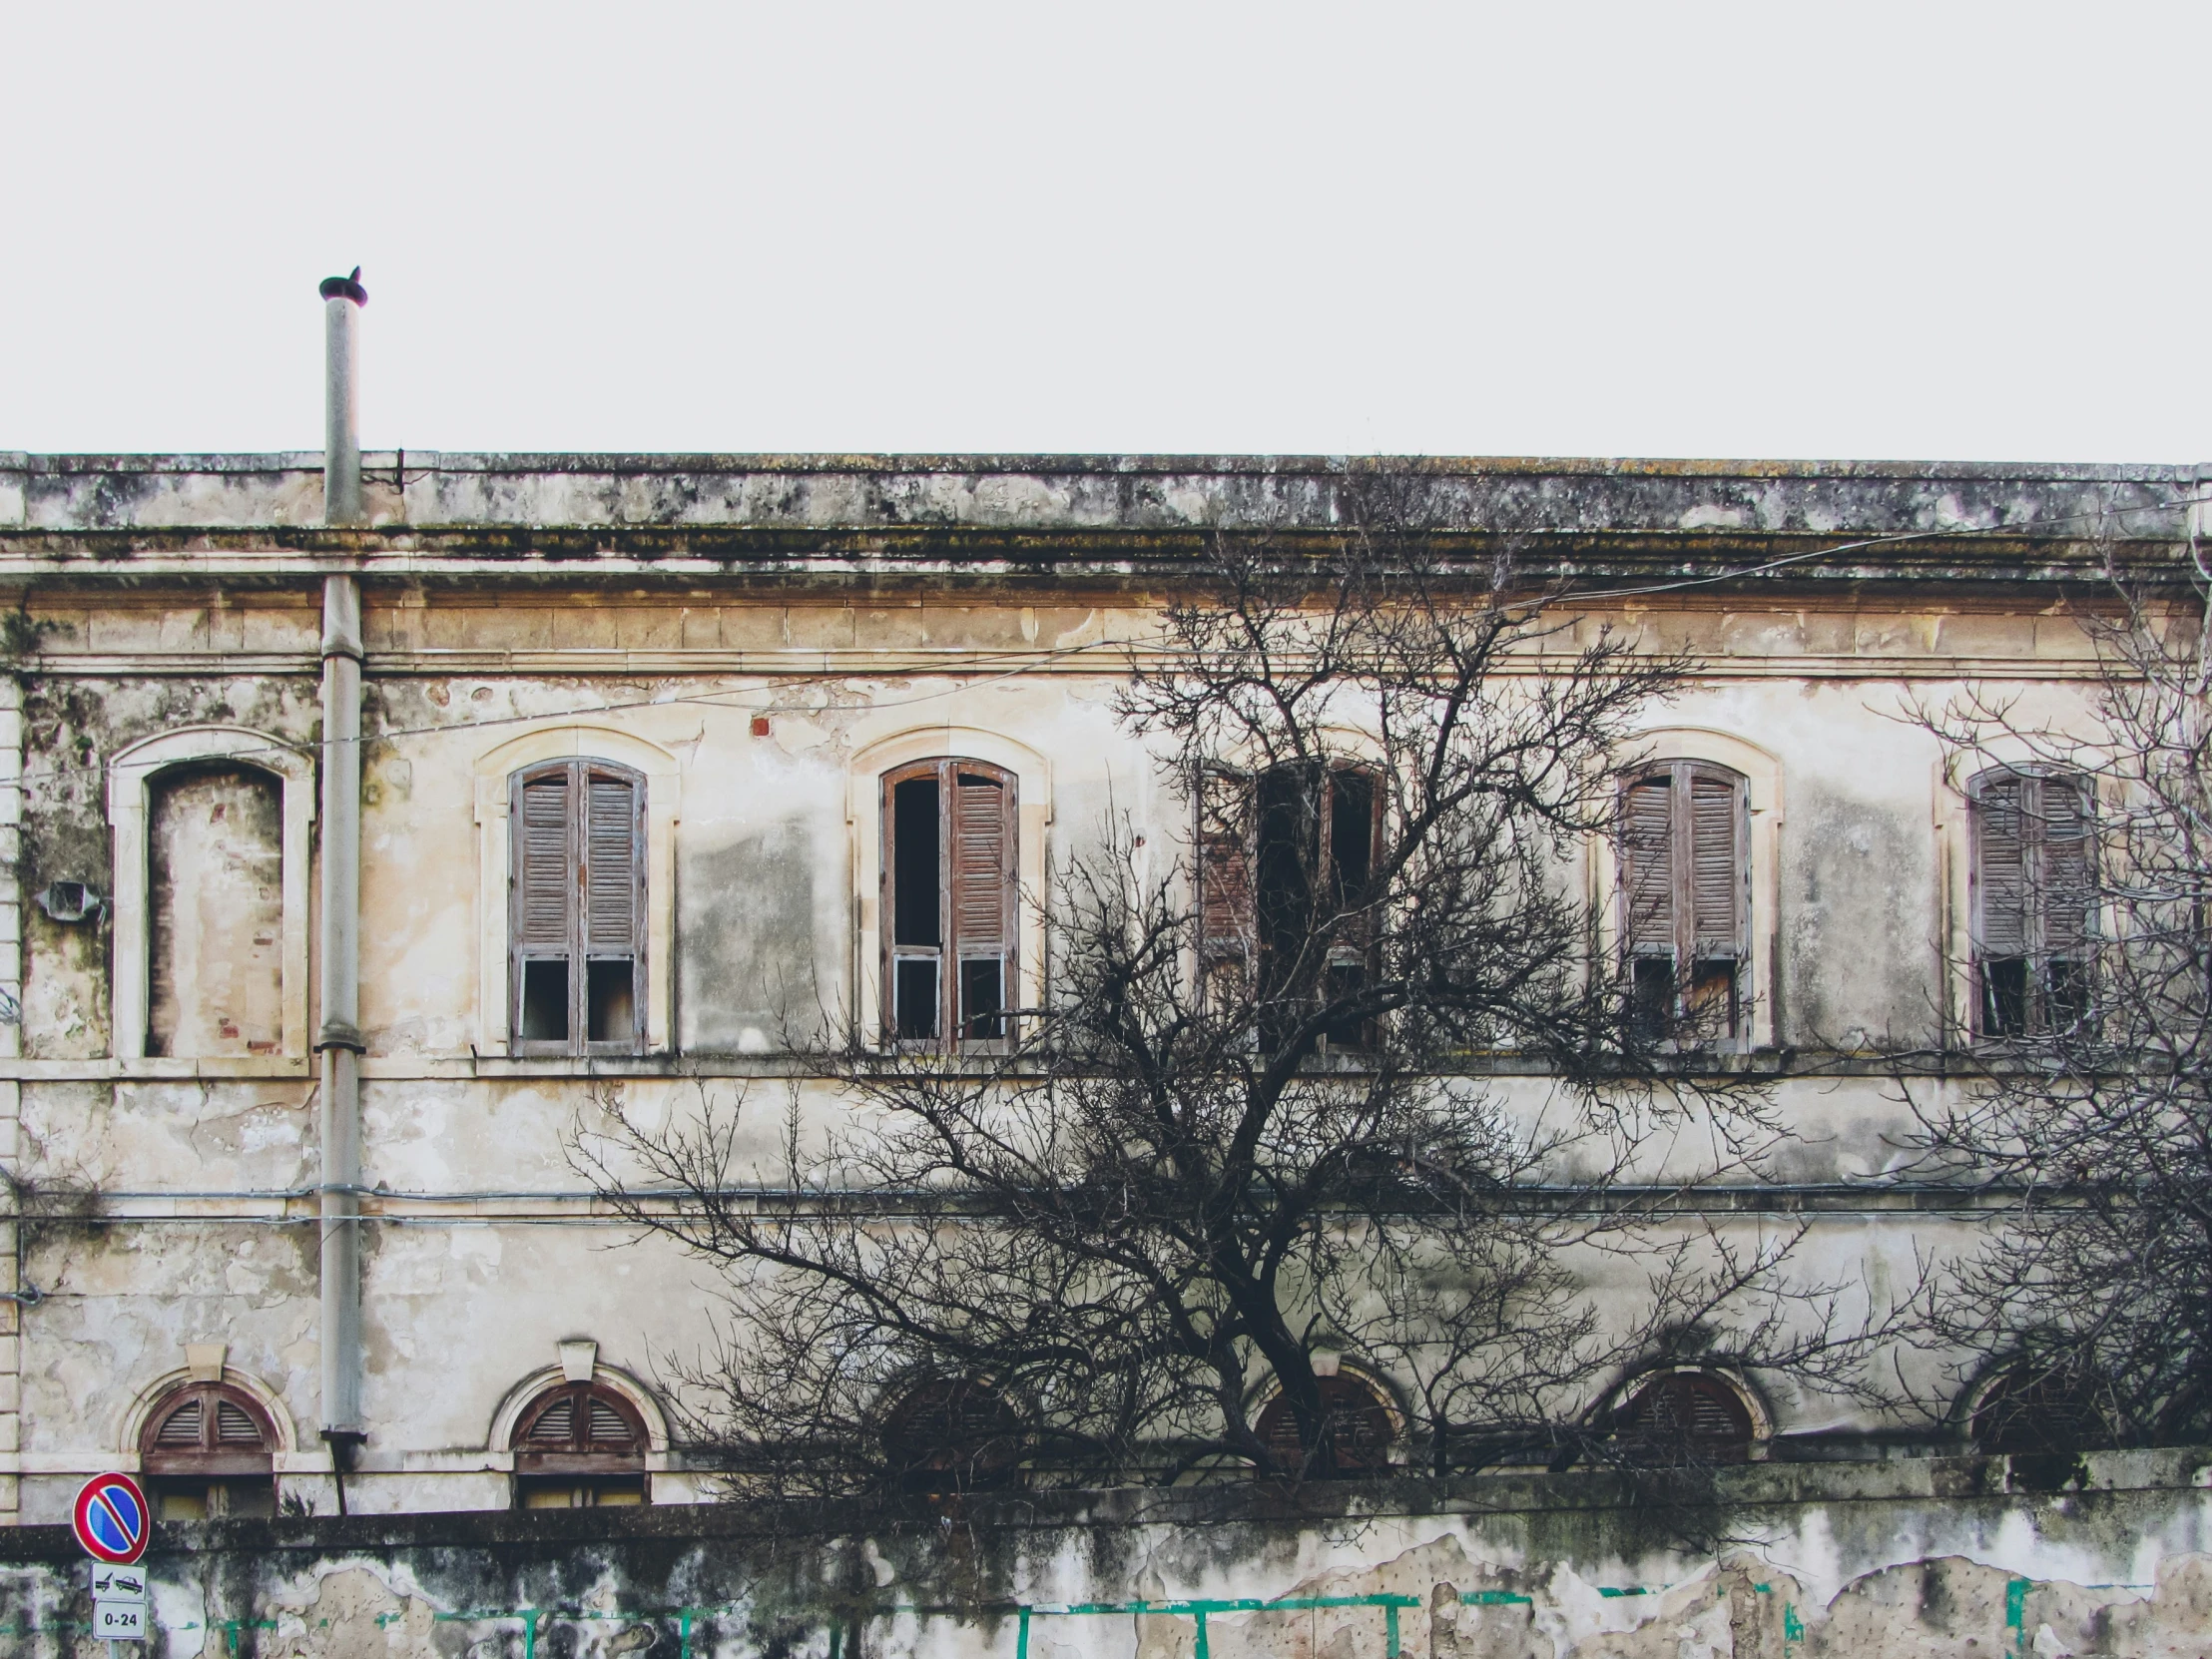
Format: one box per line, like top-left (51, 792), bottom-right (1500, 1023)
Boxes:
top-left (72, 1473), bottom-right (151, 1642)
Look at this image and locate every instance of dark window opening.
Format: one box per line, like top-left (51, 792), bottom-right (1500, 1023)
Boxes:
top-left (1971, 1366), bottom-right (2109, 1456)
top-left (894, 958), bottom-right (939, 1039)
top-left (882, 761), bottom-right (1015, 1051)
top-left (520, 960), bottom-right (570, 1042)
top-left (586, 960), bottom-right (635, 1043)
top-left (1980, 956), bottom-right (2029, 1037)
top-left (1630, 957), bottom-right (1674, 1038)
top-left (1230, 763), bottom-right (1382, 1053)
top-left (960, 957), bottom-right (1004, 1041)
top-left (1253, 1373), bottom-right (1395, 1476)
top-left (892, 778), bottom-right (942, 947)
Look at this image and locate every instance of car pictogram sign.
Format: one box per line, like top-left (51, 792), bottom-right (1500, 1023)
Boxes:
top-left (72, 1473), bottom-right (150, 1564)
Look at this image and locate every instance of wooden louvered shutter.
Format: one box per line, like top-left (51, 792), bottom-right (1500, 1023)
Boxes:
top-left (1975, 776), bottom-right (2029, 959)
top-left (1628, 1372), bottom-right (1753, 1462)
top-left (583, 770), bottom-right (642, 955)
top-left (1197, 768), bottom-right (1256, 966)
top-left (1621, 773), bottom-right (1676, 953)
top-left (1687, 769), bottom-right (1745, 957)
top-left (528, 1395), bottom-right (576, 1444)
top-left (949, 770), bottom-right (1011, 958)
top-left (216, 1399), bottom-right (264, 1445)
top-left (2040, 780), bottom-right (2091, 958)
top-left (155, 1397), bottom-right (204, 1447)
top-left (516, 770), bottom-right (574, 951)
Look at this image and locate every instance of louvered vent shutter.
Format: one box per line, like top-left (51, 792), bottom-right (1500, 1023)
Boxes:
top-left (950, 773), bottom-right (1009, 954)
top-left (156, 1398), bottom-right (204, 1447)
top-left (1976, 778), bottom-right (2029, 957)
top-left (587, 1397), bottom-right (636, 1446)
top-left (1631, 1373), bottom-right (1752, 1458)
top-left (216, 1400), bottom-right (265, 1445)
top-left (1197, 770), bottom-right (1256, 962)
top-left (529, 1397), bottom-right (576, 1444)
top-left (517, 772), bottom-right (574, 949)
top-left (583, 772), bottom-right (640, 952)
top-left (1622, 775), bottom-right (1676, 951)
top-left (1688, 770), bottom-right (1744, 955)
top-left (2041, 782), bottom-right (2091, 956)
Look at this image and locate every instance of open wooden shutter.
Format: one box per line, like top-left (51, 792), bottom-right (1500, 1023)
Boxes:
top-left (1687, 768), bottom-right (1745, 957)
top-left (2040, 780), bottom-right (2091, 958)
top-left (1197, 768), bottom-right (1256, 966)
top-left (1621, 773), bottom-right (1676, 953)
top-left (516, 770), bottom-right (574, 950)
top-left (949, 769), bottom-right (1011, 958)
top-left (583, 770), bottom-right (642, 955)
top-left (1975, 776), bottom-right (2029, 959)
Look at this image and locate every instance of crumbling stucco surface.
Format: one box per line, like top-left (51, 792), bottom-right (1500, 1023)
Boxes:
top-left (7, 1468), bottom-right (2212, 1655)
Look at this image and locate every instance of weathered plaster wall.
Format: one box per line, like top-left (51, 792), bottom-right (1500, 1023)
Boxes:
top-left (5, 1458), bottom-right (2212, 1657)
top-left (0, 451), bottom-right (2179, 1527)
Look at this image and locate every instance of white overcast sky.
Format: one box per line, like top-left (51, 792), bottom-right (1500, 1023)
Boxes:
top-left (4, 2), bottom-right (2205, 463)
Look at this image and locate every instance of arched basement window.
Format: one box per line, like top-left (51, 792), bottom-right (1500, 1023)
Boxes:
top-left (1618, 1370), bottom-right (1756, 1465)
top-left (140, 1382), bottom-right (277, 1520)
top-left (1619, 762), bottom-right (1750, 1040)
top-left (1970, 1364), bottom-right (2108, 1456)
top-left (879, 1376), bottom-right (1025, 1492)
top-left (1253, 1372), bottom-right (1396, 1476)
top-left (512, 1382), bottom-right (651, 1508)
top-left (881, 759), bottom-right (1017, 1050)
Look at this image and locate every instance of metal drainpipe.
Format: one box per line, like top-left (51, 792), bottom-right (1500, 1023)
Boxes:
top-left (316, 270), bottom-right (368, 1490)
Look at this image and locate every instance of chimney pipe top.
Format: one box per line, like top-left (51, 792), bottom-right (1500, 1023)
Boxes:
top-left (319, 267), bottom-right (368, 306)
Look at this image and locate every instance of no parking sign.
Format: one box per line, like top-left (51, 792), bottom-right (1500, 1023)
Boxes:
top-left (73, 1474), bottom-right (150, 1641)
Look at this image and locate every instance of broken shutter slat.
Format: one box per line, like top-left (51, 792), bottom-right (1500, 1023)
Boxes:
top-left (516, 771), bottom-right (575, 947)
top-left (583, 771), bottom-right (641, 952)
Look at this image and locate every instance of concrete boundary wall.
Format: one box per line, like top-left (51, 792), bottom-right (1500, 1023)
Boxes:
top-left (3, 1453), bottom-right (2212, 1656)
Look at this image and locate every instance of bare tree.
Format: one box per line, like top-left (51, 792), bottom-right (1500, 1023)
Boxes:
top-left (1903, 541), bottom-right (2212, 1454)
top-left (579, 480), bottom-right (1882, 1497)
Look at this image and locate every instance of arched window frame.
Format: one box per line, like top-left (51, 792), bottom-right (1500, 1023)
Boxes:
top-left (1612, 1365), bottom-right (1769, 1464)
top-left (848, 728), bottom-right (1051, 1051)
top-left (507, 757), bottom-right (648, 1056)
top-left (880, 757), bottom-right (1019, 1051)
top-left (1962, 765), bottom-right (2095, 1041)
top-left (1248, 1364), bottom-right (1401, 1475)
top-left (108, 727), bottom-right (316, 1064)
top-left (1596, 730), bottom-right (1783, 1051)
top-left (878, 1374), bottom-right (1027, 1492)
top-left (489, 1359), bottom-right (672, 1507)
top-left (471, 727), bottom-right (682, 1057)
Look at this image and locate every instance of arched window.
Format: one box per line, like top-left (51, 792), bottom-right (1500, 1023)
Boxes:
top-left (1969, 1364), bottom-right (2108, 1456)
top-left (881, 759), bottom-right (1017, 1049)
top-left (512, 1381), bottom-right (651, 1508)
top-left (1970, 769), bottom-right (2092, 1038)
top-left (879, 1376), bottom-right (1025, 1492)
top-left (1196, 761), bottom-right (1384, 1050)
top-left (139, 1382), bottom-right (277, 1519)
top-left (1616, 1370), bottom-right (1756, 1465)
top-left (509, 759), bottom-right (647, 1055)
top-left (1620, 762), bottom-right (1749, 1040)
top-left (1252, 1372), bottom-right (1396, 1476)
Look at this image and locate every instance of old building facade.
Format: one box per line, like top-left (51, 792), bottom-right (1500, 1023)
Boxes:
top-left (0, 422), bottom-right (2196, 1531)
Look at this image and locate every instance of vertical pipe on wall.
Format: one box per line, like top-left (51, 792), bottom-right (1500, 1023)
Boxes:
top-left (316, 271), bottom-right (367, 1452)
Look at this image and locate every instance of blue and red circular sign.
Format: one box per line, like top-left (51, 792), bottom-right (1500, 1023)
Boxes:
top-left (73, 1473), bottom-right (149, 1564)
